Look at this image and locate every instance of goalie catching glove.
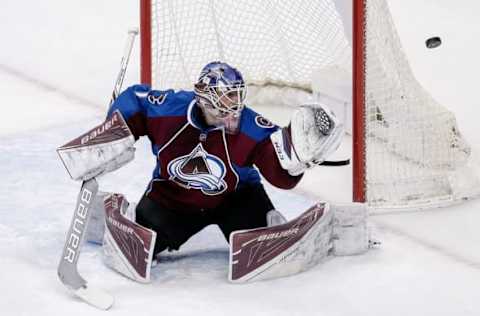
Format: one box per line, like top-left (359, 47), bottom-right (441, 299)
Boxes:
top-left (271, 103), bottom-right (344, 176)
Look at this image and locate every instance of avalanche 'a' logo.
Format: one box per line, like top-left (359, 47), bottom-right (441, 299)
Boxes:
top-left (167, 143), bottom-right (227, 195)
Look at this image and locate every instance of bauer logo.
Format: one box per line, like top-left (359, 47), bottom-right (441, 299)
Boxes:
top-left (63, 187), bottom-right (93, 263)
top-left (80, 113), bottom-right (119, 145)
top-left (167, 143), bottom-right (227, 195)
top-left (107, 215), bottom-right (134, 235)
top-left (257, 228), bottom-right (300, 242)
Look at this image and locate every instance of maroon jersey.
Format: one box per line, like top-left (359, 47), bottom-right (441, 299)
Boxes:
top-left (108, 84), bottom-right (302, 212)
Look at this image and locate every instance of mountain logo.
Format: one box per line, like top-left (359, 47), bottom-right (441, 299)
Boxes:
top-left (167, 143), bottom-right (227, 195)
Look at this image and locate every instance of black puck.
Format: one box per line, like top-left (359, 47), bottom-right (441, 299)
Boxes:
top-left (426, 36), bottom-right (442, 49)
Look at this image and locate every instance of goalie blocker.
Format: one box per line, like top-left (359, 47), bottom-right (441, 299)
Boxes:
top-left (57, 110), bottom-right (135, 181)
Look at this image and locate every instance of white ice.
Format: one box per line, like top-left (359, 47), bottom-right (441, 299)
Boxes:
top-left (0, 1), bottom-right (480, 315)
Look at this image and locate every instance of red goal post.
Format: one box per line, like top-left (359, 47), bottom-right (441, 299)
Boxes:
top-left (140, 0), bottom-right (152, 86)
top-left (352, 0), bottom-right (366, 203)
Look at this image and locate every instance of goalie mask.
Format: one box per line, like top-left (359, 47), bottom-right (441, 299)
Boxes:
top-left (194, 61), bottom-right (246, 134)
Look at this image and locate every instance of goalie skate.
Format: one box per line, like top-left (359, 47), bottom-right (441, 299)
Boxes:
top-left (229, 202), bottom-right (334, 283)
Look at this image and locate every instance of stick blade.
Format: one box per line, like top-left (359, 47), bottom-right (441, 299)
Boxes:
top-left (74, 285), bottom-right (114, 310)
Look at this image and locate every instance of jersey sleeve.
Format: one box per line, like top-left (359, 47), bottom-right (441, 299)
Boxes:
top-left (252, 137), bottom-right (303, 189)
top-left (240, 108), bottom-right (303, 189)
top-left (107, 84), bottom-right (150, 140)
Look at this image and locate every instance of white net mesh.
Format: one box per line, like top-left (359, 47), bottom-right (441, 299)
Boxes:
top-left (150, 0), bottom-right (350, 91)
top-left (364, 0), bottom-right (480, 208)
top-left (147, 0), bottom-right (480, 209)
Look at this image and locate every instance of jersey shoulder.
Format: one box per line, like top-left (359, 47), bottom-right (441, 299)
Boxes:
top-left (111, 84), bottom-right (195, 119)
top-left (142, 87), bottom-right (195, 118)
top-left (238, 106), bottom-right (279, 142)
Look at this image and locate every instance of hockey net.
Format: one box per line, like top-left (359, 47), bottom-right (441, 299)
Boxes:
top-left (140, 0), bottom-right (480, 209)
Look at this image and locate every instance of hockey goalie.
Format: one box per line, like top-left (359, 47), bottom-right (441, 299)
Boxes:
top-left (58, 61), bottom-right (375, 285)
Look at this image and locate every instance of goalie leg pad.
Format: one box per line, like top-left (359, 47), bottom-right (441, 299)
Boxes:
top-left (86, 192), bottom-right (137, 244)
top-left (85, 191), bottom-right (110, 245)
top-left (102, 193), bottom-right (156, 283)
top-left (330, 202), bottom-right (373, 256)
top-left (229, 202), bottom-right (334, 283)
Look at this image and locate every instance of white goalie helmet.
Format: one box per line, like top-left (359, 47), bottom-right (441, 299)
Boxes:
top-left (194, 61), bottom-right (247, 134)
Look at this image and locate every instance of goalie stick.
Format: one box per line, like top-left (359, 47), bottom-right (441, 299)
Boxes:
top-left (57, 179), bottom-right (114, 309)
top-left (109, 28), bottom-right (139, 111)
top-left (57, 28), bottom-right (138, 310)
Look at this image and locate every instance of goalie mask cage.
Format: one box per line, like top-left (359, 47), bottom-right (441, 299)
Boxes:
top-left (139, 0), bottom-right (480, 210)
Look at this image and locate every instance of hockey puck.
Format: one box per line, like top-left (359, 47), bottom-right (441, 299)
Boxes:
top-left (426, 36), bottom-right (442, 49)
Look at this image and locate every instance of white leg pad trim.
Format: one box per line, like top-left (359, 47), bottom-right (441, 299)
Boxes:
top-left (330, 202), bottom-right (372, 256)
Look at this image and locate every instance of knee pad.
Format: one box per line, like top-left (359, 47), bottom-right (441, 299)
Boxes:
top-left (85, 191), bottom-right (137, 244)
top-left (102, 193), bottom-right (156, 283)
